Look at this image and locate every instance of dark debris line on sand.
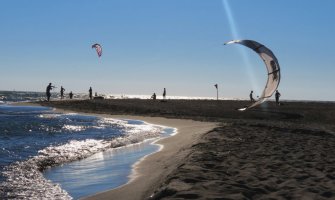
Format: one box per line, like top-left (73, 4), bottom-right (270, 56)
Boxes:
top-left (149, 123), bottom-right (335, 200)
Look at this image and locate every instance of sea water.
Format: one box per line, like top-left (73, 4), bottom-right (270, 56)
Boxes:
top-left (0, 93), bottom-right (175, 199)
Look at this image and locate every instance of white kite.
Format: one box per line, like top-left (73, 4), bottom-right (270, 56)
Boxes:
top-left (224, 40), bottom-right (281, 111)
top-left (92, 43), bottom-right (102, 57)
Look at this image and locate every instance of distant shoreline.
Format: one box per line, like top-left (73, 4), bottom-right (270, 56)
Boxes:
top-left (2, 90), bottom-right (334, 103)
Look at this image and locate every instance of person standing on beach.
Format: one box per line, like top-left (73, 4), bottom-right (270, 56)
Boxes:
top-left (60, 86), bottom-right (65, 99)
top-left (151, 93), bottom-right (156, 100)
top-left (69, 91), bottom-right (73, 99)
top-left (163, 88), bottom-right (166, 100)
top-left (46, 83), bottom-right (55, 102)
top-left (275, 90), bottom-right (281, 105)
top-left (89, 87), bottom-right (92, 100)
top-left (250, 90), bottom-right (255, 102)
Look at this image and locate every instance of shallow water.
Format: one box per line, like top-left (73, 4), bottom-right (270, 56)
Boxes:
top-left (44, 128), bottom-right (175, 199)
top-left (44, 137), bottom-right (162, 199)
top-left (0, 103), bottom-right (174, 199)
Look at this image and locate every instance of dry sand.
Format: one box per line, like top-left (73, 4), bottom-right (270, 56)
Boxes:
top-left (32, 99), bottom-right (335, 199)
top-left (149, 122), bottom-right (335, 200)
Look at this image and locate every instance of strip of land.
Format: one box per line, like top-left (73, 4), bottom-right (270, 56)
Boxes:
top-left (32, 99), bottom-right (335, 199)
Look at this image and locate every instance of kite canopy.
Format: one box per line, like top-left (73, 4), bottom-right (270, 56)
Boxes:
top-left (224, 40), bottom-right (281, 111)
top-left (92, 43), bottom-right (102, 57)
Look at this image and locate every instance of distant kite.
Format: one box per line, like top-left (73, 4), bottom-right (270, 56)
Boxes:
top-left (92, 43), bottom-right (102, 57)
top-left (224, 39), bottom-right (281, 111)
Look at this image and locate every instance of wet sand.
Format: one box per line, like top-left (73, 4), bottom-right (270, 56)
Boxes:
top-left (34, 99), bottom-right (335, 199)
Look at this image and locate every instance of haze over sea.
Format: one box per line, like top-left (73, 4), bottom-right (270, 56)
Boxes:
top-left (0, 91), bottom-right (175, 199)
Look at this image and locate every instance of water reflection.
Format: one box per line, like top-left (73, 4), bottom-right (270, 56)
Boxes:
top-left (44, 140), bottom-right (160, 199)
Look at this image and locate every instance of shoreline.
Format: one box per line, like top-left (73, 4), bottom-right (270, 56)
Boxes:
top-left (13, 100), bottom-right (335, 199)
top-left (52, 112), bottom-right (218, 200)
top-left (81, 115), bottom-right (218, 200)
top-left (12, 102), bottom-right (218, 199)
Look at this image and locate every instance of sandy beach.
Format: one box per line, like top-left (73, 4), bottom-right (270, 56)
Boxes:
top-left (83, 116), bottom-right (216, 200)
top-left (33, 99), bottom-right (335, 199)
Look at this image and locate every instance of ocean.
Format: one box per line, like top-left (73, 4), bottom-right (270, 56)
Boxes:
top-left (0, 91), bottom-right (175, 199)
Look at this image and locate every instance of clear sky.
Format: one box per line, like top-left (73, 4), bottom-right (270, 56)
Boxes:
top-left (1, 0), bottom-right (334, 101)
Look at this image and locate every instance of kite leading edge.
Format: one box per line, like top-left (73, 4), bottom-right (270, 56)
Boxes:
top-left (224, 39), bottom-right (281, 111)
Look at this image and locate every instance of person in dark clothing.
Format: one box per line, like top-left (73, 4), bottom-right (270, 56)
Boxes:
top-left (46, 83), bottom-right (55, 102)
top-left (89, 87), bottom-right (93, 100)
top-left (151, 93), bottom-right (156, 100)
top-left (69, 91), bottom-right (73, 99)
top-left (249, 90), bottom-right (255, 102)
top-left (60, 86), bottom-right (65, 99)
top-left (163, 88), bottom-right (166, 100)
top-left (275, 90), bottom-right (281, 105)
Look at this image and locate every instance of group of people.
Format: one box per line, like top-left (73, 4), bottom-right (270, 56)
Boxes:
top-left (249, 90), bottom-right (281, 105)
top-left (151, 88), bottom-right (166, 100)
top-left (45, 83), bottom-right (92, 101)
top-left (47, 83), bottom-right (281, 105)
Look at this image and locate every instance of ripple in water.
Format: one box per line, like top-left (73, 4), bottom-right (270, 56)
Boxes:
top-left (0, 105), bottom-right (164, 199)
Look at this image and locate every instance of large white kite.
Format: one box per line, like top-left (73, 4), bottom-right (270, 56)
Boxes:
top-left (224, 40), bottom-right (281, 111)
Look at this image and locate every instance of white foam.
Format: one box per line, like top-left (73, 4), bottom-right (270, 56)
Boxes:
top-left (0, 117), bottom-right (165, 199)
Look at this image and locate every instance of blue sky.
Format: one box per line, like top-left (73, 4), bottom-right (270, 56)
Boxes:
top-left (0, 0), bottom-right (334, 101)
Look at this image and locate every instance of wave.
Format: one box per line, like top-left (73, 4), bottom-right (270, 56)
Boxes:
top-left (0, 118), bottom-right (164, 199)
